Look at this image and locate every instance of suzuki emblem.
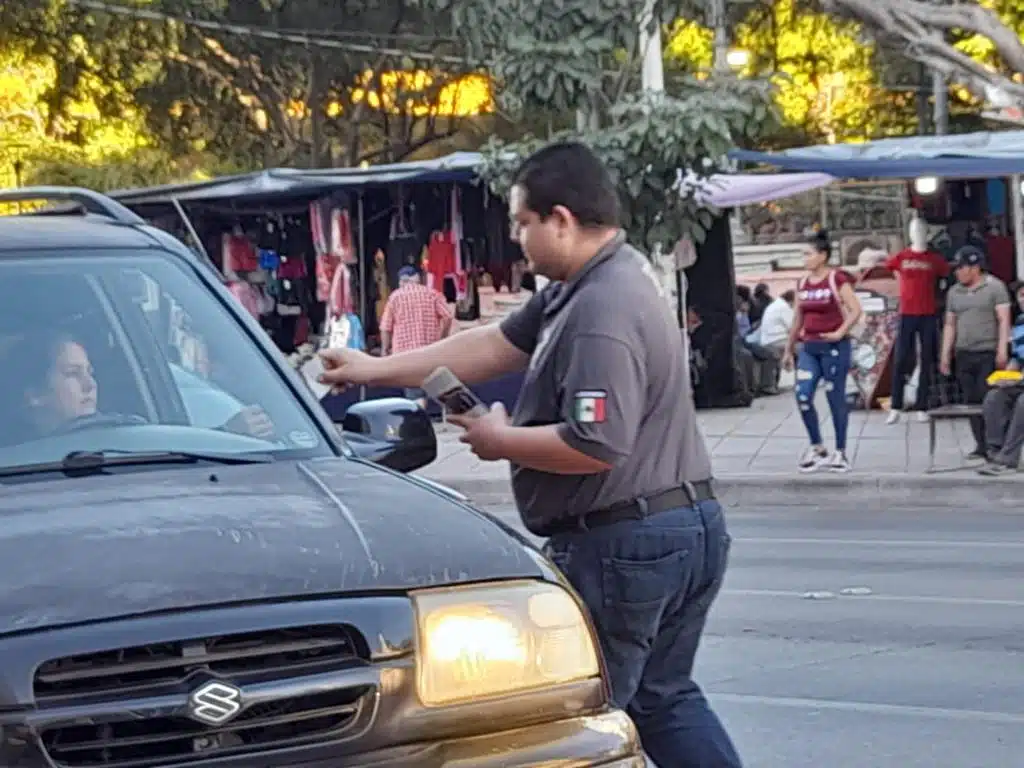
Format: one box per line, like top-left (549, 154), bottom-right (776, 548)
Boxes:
top-left (187, 681), bottom-right (243, 726)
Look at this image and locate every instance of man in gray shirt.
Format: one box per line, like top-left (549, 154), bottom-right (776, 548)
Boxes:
top-left (940, 246), bottom-right (1012, 457)
top-left (320, 142), bottom-right (739, 768)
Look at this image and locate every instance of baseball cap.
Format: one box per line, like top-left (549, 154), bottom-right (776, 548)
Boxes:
top-left (397, 265), bottom-right (419, 279)
top-left (952, 245), bottom-right (984, 268)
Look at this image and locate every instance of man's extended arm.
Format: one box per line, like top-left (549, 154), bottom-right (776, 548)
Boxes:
top-left (369, 324), bottom-right (529, 387)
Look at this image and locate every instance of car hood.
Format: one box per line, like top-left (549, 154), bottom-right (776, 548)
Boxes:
top-left (0, 458), bottom-right (543, 634)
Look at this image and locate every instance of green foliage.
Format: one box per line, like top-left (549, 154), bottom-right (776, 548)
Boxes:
top-left (455, 0), bottom-right (778, 252)
top-left (480, 80), bottom-right (775, 252)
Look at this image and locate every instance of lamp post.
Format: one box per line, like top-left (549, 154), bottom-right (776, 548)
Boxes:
top-left (640, 0), bottom-right (665, 94)
top-left (710, 0), bottom-right (729, 73)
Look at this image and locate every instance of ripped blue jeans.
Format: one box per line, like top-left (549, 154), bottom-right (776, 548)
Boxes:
top-left (795, 339), bottom-right (852, 451)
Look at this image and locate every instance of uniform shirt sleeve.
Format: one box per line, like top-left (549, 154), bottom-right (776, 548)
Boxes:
top-left (555, 333), bottom-right (646, 466)
top-left (499, 287), bottom-right (550, 354)
top-left (885, 251), bottom-right (903, 271)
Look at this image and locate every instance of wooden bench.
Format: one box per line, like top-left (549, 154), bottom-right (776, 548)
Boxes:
top-left (926, 404), bottom-right (986, 473)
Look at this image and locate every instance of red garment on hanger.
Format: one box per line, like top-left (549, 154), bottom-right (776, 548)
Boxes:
top-left (331, 209), bottom-right (355, 265)
top-left (311, 199), bottom-right (335, 302)
top-left (222, 234), bottom-right (258, 274)
top-left (426, 231), bottom-right (457, 291)
top-left (328, 263), bottom-right (353, 317)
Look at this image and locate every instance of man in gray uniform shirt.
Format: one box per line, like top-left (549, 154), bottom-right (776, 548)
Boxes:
top-left (320, 142), bottom-right (740, 768)
top-left (940, 245), bottom-right (1011, 458)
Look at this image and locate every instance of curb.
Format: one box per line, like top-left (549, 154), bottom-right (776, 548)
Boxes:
top-left (416, 471), bottom-right (1024, 509)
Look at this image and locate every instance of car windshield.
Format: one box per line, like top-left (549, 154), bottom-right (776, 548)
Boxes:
top-left (0, 250), bottom-right (334, 472)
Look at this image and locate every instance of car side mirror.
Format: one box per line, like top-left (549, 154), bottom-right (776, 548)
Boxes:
top-left (340, 397), bottom-right (437, 473)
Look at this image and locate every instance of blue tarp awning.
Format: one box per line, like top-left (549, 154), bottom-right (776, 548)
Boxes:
top-left (730, 130), bottom-right (1024, 179)
top-left (109, 152), bottom-right (482, 205)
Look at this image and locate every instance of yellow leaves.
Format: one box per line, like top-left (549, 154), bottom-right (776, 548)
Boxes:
top-left (348, 70), bottom-right (492, 116)
top-left (665, 20), bottom-right (712, 69)
top-left (666, 0), bottom-right (896, 143)
top-left (0, 44), bottom-right (160, 188)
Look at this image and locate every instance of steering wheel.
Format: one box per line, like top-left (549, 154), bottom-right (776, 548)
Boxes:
top-left (53, 412), bottom-right (146, 434)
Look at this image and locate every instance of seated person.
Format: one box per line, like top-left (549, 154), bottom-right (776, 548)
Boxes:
top-left (11, 330), bottom-right (274, 442)
top-left (979, 281), bottom-right (1024, 475)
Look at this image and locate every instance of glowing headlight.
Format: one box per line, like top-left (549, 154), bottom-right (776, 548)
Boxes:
top-left (412, 581), bottom-right (601, 707)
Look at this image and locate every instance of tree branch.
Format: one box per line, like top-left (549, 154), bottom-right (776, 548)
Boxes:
top-left (824, 0), bottom-right (1024, 103)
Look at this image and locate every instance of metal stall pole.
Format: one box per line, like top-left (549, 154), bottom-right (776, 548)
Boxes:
top-left (170, 197), bottom-right (218, 275)
top-left (1012, 175), bottom-right (1024, 282)
top-left (357, 191), bottom-right (367, 402)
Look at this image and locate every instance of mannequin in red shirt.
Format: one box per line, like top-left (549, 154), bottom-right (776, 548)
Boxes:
top-left (885, 218), bottom-right (950, 422)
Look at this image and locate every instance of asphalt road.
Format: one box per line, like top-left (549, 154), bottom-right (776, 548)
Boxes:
top-left (477, 500), bottom-right (1024, 768)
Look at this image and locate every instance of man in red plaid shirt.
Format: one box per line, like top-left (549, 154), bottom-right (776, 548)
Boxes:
top-left (380, 266), bottom-right (453, 405)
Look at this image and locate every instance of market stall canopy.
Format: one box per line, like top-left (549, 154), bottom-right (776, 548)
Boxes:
top-left (109, 153), bottom-right (482, 205)
top-left (687, 170), bottom-right (834, 207)
top-left (730, 130), bottom-right (1024, 179)
top-left (110, 151), bottom-right (834, 207)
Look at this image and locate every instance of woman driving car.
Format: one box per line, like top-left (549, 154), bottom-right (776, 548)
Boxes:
top-left (13, 330), bottom-right (275, 441)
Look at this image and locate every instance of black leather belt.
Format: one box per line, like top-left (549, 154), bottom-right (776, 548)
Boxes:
top-left (549, 480), bottom-right (716, 536)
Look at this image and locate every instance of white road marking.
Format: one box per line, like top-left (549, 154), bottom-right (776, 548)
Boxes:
top-left (736, 537), bottom-right (1024, 549)
top-left (723, 588), bottom-right (1024, 608)
top-left (710, 692), bottom-right (1024, 725)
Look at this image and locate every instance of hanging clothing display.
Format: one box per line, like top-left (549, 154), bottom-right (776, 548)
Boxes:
top-left (449, 186), bottom-right (468, 298)
top-left (227, 281), bottom-right (262, 320)
top-left (455, 270), bottom-right (480, 321)
top-left (222, 233), bottom-right (259, 275)
top-left (331, 208), bottom-right (355, 265)
top-left (327, 261), bottom-right (353, 317)
top-left (426, 230), bottom-right (458, 292)
top-left (311, 199), bottom-right (335, 302)
top-left (386, 198), bottom-right (421, 287)
top-left (373, 249), bottom-right (390, 322)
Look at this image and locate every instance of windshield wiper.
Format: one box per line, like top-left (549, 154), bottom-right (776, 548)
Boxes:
top-left (0, 450), bottom-right (274, 479)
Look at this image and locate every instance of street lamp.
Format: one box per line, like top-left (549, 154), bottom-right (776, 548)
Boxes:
top-left (726, 49), bottom-right (750, 69)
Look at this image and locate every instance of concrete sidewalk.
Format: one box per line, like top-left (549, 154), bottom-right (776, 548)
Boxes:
top-left (415, 391), bottom-right (1023, 507)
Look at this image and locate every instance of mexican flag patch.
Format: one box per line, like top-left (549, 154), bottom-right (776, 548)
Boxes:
top-left (573, 391), bottom-right (607, 423)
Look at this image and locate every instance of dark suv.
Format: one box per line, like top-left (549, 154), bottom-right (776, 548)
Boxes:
top-left (0, 188), bottom-right (642, 767)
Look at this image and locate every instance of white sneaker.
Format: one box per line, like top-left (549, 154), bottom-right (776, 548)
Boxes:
top-left (798, 446), bottom-right (829, 473)
top-left (826, 450), bottom-right (853, 473)
top-left (915, 411), bottom-right (930, 423)
top-left (886, 411), bottom-right (901, 425)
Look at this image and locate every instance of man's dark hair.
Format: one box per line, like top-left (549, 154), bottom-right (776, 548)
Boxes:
top-left (512, 141), bottom-right (621, 228)
top-left (781, 289), bottom-right (796, 303)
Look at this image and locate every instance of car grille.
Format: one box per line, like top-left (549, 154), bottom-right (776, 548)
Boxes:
top-left (40, 688), bottom-right (368, 767)
top-left (33, 625), bottom-right (371, 767)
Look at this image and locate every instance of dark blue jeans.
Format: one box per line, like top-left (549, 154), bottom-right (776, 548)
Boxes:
top-left (795, 339), bottom-right (852, 451)
top-left (545, 500), bottom-right (741, 768)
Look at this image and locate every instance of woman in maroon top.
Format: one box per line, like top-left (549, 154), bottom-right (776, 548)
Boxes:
top-left (783, 231), bottom-right (863, 472)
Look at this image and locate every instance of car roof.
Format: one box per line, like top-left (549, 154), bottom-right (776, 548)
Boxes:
top-left (0, 215), bottom-right (164, 253)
